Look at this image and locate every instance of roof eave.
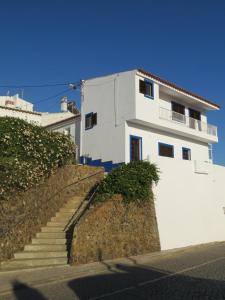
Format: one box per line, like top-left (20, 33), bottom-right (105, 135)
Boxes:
top-left (137, 69), bottom-right (220, 110)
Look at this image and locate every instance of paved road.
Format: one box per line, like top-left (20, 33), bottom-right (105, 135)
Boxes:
top-left (1, 242), bottom-right (225, 299)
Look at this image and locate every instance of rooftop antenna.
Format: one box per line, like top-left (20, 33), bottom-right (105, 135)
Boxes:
top-left (21, 89), bottom-right (24, 99)
top-left (6, 90), bottom-right (10, 96)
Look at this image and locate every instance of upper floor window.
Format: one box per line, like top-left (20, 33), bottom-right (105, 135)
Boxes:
top-left (139, 79), bottom-right (154, 99)
top-left (182, 147), bottom-right (191, 160)
top-left (208, 144), bottom-right (213, 160)
top-left (189, 108), bottom-right (201, 120)
top-left (158, 143), bottom-right (174, 158)
top-left (85, 112), bottom-right (97, 130)
top-left (172, 102), bottom-right (185, 123)
top-left (189, 108), bottom-right (201, 130)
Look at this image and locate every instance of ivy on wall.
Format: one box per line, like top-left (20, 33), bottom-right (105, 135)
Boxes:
top-left (95, 160), bottom-right (160, 204)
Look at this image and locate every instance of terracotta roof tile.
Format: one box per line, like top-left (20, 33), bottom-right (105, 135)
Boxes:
top-left (138, 69), bottom-right (220, 109)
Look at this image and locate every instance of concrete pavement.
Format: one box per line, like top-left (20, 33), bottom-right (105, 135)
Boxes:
top-left (1, 242), bottom-right (225, 299)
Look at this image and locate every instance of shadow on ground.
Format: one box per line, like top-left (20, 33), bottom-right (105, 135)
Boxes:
top-left (9, 261), bottom-right (225, 300)
top-left (11, 280), bottom-right (47, 300)
top-left (68, 261), bottom-right (225, 300)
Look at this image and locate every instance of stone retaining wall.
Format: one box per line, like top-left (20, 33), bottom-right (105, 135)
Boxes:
top-left (0, 165), bottom-right (104, 262)
top-left (70, 195), bottom-right (161, 265)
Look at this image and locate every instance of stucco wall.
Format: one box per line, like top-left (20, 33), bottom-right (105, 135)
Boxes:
top-left (0, 107), bottom-right (41, 125)
top-left (154, 159), bottom-right (225, 250)
top-left (126, 122), bottom-right (210, 163)
top-left (81, 71), bottom-right (136, 163)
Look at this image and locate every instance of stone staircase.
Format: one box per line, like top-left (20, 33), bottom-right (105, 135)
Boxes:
top-left (0, 196), bottom-right (84, 271)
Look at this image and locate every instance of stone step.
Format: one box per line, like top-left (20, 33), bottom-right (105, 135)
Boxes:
top-left (59, 208), bottom-right (77, 213)
top-left (32, 238), bottom-right (66, 245)
top-left (65, 198), bottom-right (84, 205)
top-left (63, 201), bottom-right (80, 208)
top-left (14, 251), bottom-right (67, 259)
top-left (55, 212), bottom-right (74, 218)
top-left (1, 257), bottom-right (67, 270)
top-left (41, 226), bottom-right (65, 233)
top-left (47, 221), bottom-right (68, 227)
top-left (25, 244), bottom-right (67, 251)
top-left (50, 217), bottom-right (71, 225)
top-left (63, 205), bottom-right (79, 210)
top-left (64, 198), bottom-right (82, 204)
top-left (36, 232), bottom-right (66, 239)
top-left (68, 196), bottom-right (84, 202)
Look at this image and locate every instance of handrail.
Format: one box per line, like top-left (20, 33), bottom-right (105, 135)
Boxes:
top-left (0, 169), bottom-right (103, 238)
top-left (63, 183), bottom-right (100, 232)
top-left (159, 107), bottom-right (218, 137)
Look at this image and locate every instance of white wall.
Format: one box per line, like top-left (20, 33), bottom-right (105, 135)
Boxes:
top-left (154, 159), bottom-right (225, 250)
top-left (159, 91), bottom-right (208, 123)
top-left (41, 112), bottom-right (75, 127)
top-left (46, 117), bottom-right (81, 159)
top-left (126, 122), bottom-right (210, 163)
top-left (134, 73), bottom-right (217, 144)
top-left (81, 71), bottom-right (136, 163)
top-left (0, 95), bottom-right (33, 112)
top-left (81, 70), bottom-right (218, 164)
top-left (0, 107), bottom-right (41, 125)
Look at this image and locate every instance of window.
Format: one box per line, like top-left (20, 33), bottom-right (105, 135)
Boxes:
top-left (139, 79), bottom-right (154, 98)
top-left (208, 144), bottom-right (213, 160)
top-left (130, 136), bottom-right (142, 161)
top-left (158, 143), bottom-right (174, 158)
top-left (189, 108), bottom-right (201, 120)
top-left (189, 108), bottom-right (201, 130)
top-left (63, 127), bottom-right (71, 136)
top-left (182, 148), bottom-right (191, 160)
top-left (85, 112), bottom-right (97, 130)
top-left (172, 102), bottom-right (186, 123)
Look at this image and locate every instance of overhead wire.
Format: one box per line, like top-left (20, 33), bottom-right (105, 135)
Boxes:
top-left (0, 83), bottom-right (73, 88)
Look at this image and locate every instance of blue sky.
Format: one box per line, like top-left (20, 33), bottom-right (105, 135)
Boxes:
top-left (0, 0), bottom-right (224, 165)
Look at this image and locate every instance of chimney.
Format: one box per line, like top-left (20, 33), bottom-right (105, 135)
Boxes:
top-left (60, 96), bottom-right (68, 112)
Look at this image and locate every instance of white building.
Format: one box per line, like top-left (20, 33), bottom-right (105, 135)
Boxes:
top-left (0, 94), bottom-right (34, 111)
top-left (0, 94), bottom-right (41, 125)
top-left (81, 69), bottom-right (219, 169)
top-left (0, 95), bottom-right (81, 154)
top-left (81, 69), bottom-right (225, 251)
top-left (41, 97), bottom-right (81, 158)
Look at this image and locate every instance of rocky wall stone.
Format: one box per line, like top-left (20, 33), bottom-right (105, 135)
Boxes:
top-left (0, 165), bottom-right (104, 262)
top-left (70, 195), bottom-right (161, 265)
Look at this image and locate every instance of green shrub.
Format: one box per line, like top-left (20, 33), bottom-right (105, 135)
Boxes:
top-left (0, 117), bottom-right (75, 200)
top-left (95, 160), bottom-right (159, 204)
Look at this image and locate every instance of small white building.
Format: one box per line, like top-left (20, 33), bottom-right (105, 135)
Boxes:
top-left (81, 69), bottom-right (225, 251)
top-left (0, 94), bottom-right (41, 125)
top-left (0, 94), bottom-right (34, 112)
top-left (41, 97), bottom-right (81, 158)
top-left (0, 95), bottom-right (81, 155)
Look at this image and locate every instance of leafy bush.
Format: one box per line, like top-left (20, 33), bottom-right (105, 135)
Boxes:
top-left (95, 160), bottom-right (159, 204)
top-left (0, 117), bottom-right (75, 199)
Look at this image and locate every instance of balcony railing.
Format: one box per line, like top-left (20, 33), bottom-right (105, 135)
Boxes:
top-left (159, 107), bottom-right (218, 137)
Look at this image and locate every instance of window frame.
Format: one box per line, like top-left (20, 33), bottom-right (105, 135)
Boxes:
top-left (130, 135), bottom-right (142, 162)
top-left (188, 108), bottom-right (201, 121)
top-left (85, 113), bottom-right (94, 130)
top-left (158, 142), bottom-right (174, 158)
top-left (139, 79), bottom-right (154, 99)
top-left (182, 147), bottom-right (191, 160)
top-left (171, 101), bottom-right (186, 123)
top-left (208, 144), bottom-right (213, 161)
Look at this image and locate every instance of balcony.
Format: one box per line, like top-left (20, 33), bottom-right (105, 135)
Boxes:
top-left (159, 107), bottom-right (218, 138)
